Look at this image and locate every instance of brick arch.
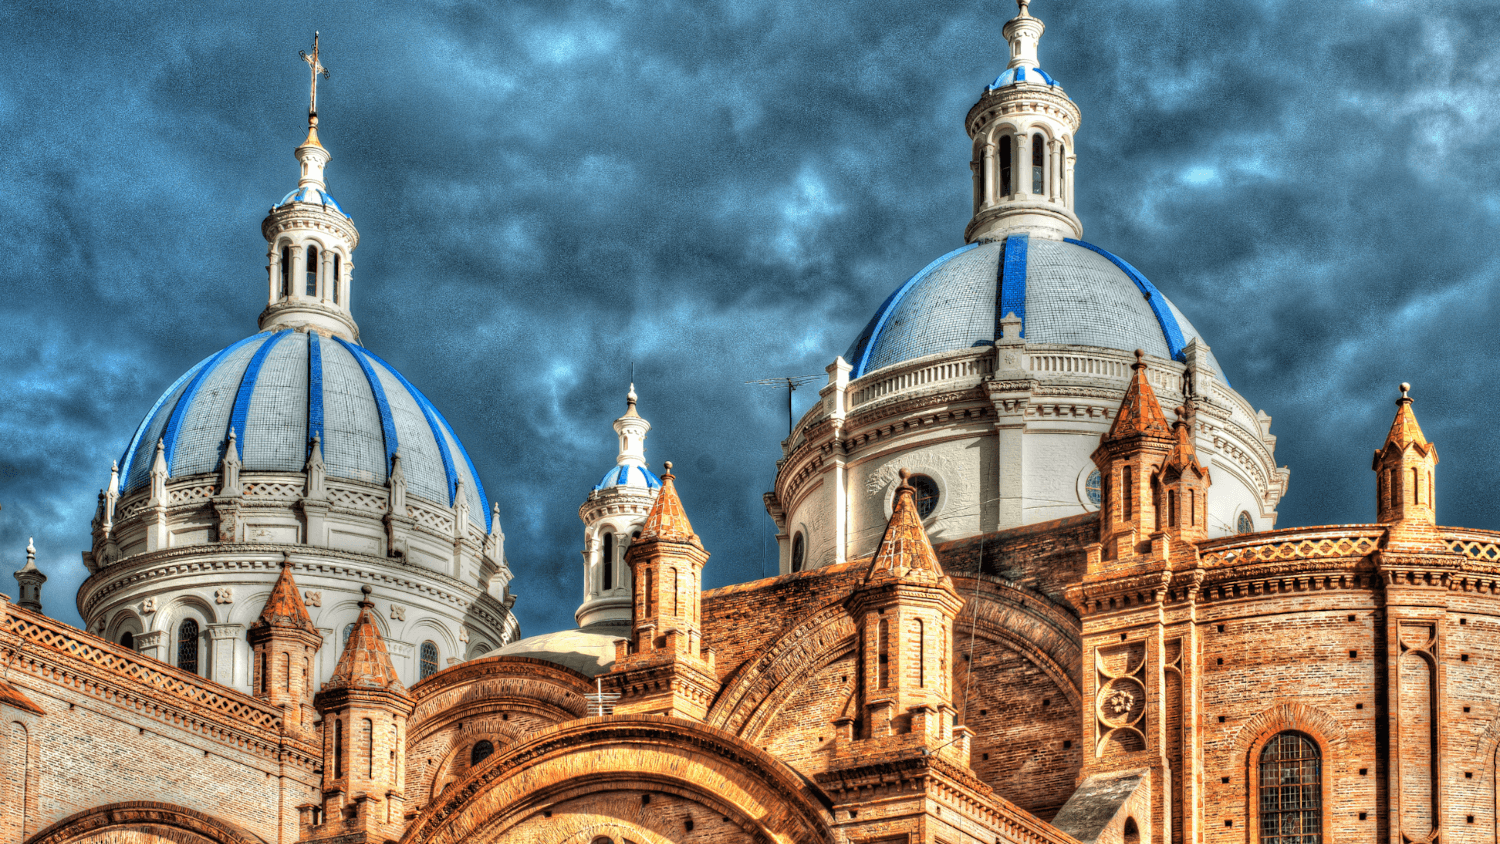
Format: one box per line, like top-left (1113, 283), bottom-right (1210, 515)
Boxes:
top-left (1235, 703), bottom-right (1347, 844)
top-left (952, 576), bottom-right (1083, 707)
top-left (1232, 701), bottom-right (1349, 756)
top-left (706, 601), bottom-right (858, 737)
top-left (25, 802), bottom-right (267, 844)
top-left (404, 716), bottom-right (835, 844)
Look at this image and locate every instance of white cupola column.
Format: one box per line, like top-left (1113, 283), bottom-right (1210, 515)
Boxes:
top-left (258, 33), bottom-right (361, 341)
top-left (576, 385), bottom-right (658, 628)
top-left (964, 0), bottom-right (1082, 243)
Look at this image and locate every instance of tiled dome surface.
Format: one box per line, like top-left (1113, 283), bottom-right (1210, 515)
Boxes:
top-left (116, 329), bottom-right (489, 530)
top-left (844, 235), bottom-right (1226, 383)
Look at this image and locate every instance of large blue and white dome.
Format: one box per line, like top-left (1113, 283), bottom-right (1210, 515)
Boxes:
top-left (843, 235), bottom-right (1227, 382)
top-left (115, 329), bottom-right (490, 530)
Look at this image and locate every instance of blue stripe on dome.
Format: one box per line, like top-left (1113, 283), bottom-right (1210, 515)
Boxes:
top-left (332, 336), bottom-right (400, 475)
top-left (352, 345), bottom-right (464, 514)
top-left (851, 242), bottom-right (980, 379)
top-left (307, 332), bottom-right (325, 456)
top-left (161, 333), bottom-right (268, 474)
top-left (988, 66), bottom-right (1058, 90)
top-left (998, 233), bottom-right (1029, 338)
top-left (1034, 68), bottom-right (1056, 85)
top-left (117, 359), bottom-right (211, 493)
top-left (1064, 239), bottom-right (1188, 362)
top-left (227, 330), bottom-right (290, 458)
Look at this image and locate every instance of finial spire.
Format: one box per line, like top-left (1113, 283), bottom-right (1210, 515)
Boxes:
top-left (1017, 0), bottom-right (1031, 17)
top-left (299, 32), bottom-right (330, 122)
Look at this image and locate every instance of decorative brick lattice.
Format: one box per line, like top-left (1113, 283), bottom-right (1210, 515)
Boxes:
top-left (1202, 533), bottom-right (1380, 567)
top-left (1448, 539), bottom-right (1500, 562)
top-left (7, 614), bottom-right (281, 733)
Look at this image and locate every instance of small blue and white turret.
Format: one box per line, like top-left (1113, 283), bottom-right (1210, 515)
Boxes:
top-left (576, 385), bottom-right (661, 628)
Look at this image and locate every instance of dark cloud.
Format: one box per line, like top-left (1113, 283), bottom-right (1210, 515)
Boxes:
top-left (3, 0), bottom-right (1499, 637)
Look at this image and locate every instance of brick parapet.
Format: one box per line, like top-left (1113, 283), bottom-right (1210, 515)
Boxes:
top-left (1, 602), bottom-right (319, 771)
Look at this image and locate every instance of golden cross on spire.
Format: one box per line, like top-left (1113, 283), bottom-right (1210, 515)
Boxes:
top-left (299, 32), bottom-right (330, 118)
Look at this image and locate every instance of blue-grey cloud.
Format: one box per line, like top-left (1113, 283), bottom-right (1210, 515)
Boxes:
top-left (3, 0), bottom-right (1499, 638)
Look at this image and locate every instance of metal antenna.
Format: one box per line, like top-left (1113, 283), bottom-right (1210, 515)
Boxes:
top-left (747, 375), bottom-right (820, 436)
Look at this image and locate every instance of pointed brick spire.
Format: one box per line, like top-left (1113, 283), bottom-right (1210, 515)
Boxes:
top-left (251, 553), bottom-right (317, 635)
top-left (1163, 407), bottom-right (1207, 478)
top-left (638, 462), bottom-right (699, 547)
top-left (326, 586), bottom-right (404, 692)
top-left (1382, 382), bottom-right (1430, 454)
top-left (1106, 350), bottom-right (1171, 442)
top-left (866, 470), bottom-right (945, 584)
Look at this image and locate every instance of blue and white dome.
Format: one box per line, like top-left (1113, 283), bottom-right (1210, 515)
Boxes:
top-left (594, 463), bottom-right (661, 492)
top-left (844, 235), bottom-right (1227, 382)
top-left (988, 65), bottom-right (1057, 90)
top-left (115, 329), bottom-right (490, 530)
top-left (274, 185), bottom-right (346, 215)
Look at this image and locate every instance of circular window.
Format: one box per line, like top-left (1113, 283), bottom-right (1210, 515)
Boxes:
top-left (1237, 511), bottom-right (1254, 535)
top-left (791, 532), bottom-right (805, 573)
top-left (1086, 470), bottom-right (1103, 507)
top-left (909, 474), bottom-right (940, 519)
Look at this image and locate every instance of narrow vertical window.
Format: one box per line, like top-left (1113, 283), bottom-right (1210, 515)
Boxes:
top-left (332, 253), bottom-right (342, 304)
top-left (1151, 474), bottom-right (1161, 526)
top-left (791, 532), bottom-right (805, 573)
top-left (673, 569), bottom-right (681, 618)
top-left (877, 619), bottom-right (890, 688)
top-left (420, 641), bottom-right (439, 679)
top-left (1169, 489), bottom-right (1178, 528)
top-left (302, 656), bottom-right (309, 696)
top-left (282, 652), bottom-right (291, 692)
top-left (644, 568), bottom-right (654, 616)
top-left (1122, 471), bottom-right (1134, 520)
top-left (305, 245), bottom-right (319, 296)
top-left (601, 532), bottom-right (614, 591)
top-left (363, 718), bottom-right (374, 779)
top-left (177, 619), bottom-right (199, 675)
top-left (334, 719), bottom-right (344, 778)
top-left (1032, 133), bottom-right (1045, 194)
top-left (1412, 467), bottom-right (1420, 504)
top-left (1259, 732), bottom-right (1321, 843)
top-left (916, 618), bottom-right (926, 688)
top-left (280, 247), bottom-right (291, 297)
top-left (999, 135), bottom-right (1013, 196)
top-left (260, 650), bottom-right (268, 694)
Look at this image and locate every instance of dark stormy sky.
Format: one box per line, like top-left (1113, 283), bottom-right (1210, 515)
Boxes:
top-left (3, 0), bottom-right (1499, 637)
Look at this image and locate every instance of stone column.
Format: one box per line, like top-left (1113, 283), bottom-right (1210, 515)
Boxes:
top-left (989, 314), bottom-right (1034, 530)
top-left (983, 142), bottom-right (997, 207)
top-left (135, 629), bottom-right (169, 662)
top-left (208, 623), bottom-right (243, 686)
top-left (268, 247), bottom-right (280, 306)
top-left (321, 250), bottom-right (334, 303)
top-left (1050, 140), bottom-right (1062, 202)
top-left (1017, 132), bottom-right (1033, 197)
top-left (291, 245), bottom-right (307, 299)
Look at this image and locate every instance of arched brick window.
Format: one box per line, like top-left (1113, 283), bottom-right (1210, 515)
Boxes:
top-left (471, 740), bottom-right (494, 766)
top-left (177, 619), bottom-right (199, 675)
top-left (119, 631), bottom-right (135, 650)
top-left (1258, 731), bottom-right (1321, 843)
top-left (420, 641), bottom-right (439, 679)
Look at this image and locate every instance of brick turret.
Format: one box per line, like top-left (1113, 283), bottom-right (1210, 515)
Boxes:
top-left (608, 462), bottom-right (720, 719)
top-left (1090, 350), bottom-right (1175, 566)
top-left (246, 552), bottom-right (322, 738)
top-left (840, 469), bottom-right (969, 762)
top-left (820, 469), bottom-right (988, 844)
top-left (1375, 382), bottom-right (1438, 530)
top-left (1160, 406), bottom-right (1211, 545)
top-left (308, 585), bottom-right (412, 842)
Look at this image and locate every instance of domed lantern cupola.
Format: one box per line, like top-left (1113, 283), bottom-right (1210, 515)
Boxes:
top-left (576, 385), bottom-right (662, 628)
top-left (260, 32), bottom-right (361, 341)
top-left (964, 0), bottom-right (1082, 243)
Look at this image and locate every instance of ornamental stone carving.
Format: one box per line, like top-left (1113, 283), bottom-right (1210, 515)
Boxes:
top-left (215, 587), bottom-right (233, 604)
